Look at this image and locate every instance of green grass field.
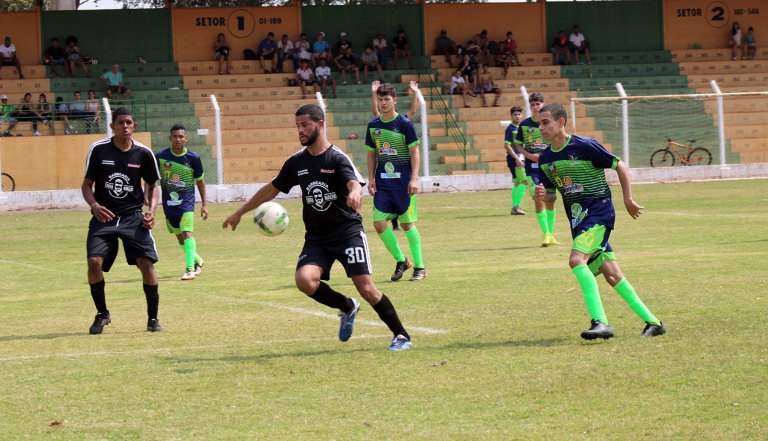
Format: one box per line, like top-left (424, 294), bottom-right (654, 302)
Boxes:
top-left (1, 180), bottom-right (766, 440)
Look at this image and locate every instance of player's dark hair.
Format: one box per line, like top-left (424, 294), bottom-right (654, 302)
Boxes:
top-left (540, 103), bottom-right (567, 123)
top-left (74, 90), bottom-right (81, 95)
top-left (296, 104), bottom-right (325, 122)
top-left (376, 82), bottom-right (398, 98)
top-left (529, 92), bottom-right (545, 104)
top-left (112, 107), bottom-right (133, 123)
top-left (510, 106), bottom-right (523, 114)
top-left (170, 123), bottom-right (186, 133)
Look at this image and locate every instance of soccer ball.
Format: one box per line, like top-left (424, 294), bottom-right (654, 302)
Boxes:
top-left (253, 202), bottom-right (289, 237)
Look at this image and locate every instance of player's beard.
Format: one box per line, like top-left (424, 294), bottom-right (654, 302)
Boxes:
top-left (302, 126), bottom-right (319, 147)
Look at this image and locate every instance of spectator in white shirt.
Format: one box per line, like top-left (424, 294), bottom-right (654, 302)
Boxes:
top-left (0, 36), bottom-right (24, 79)
top-left (277, 34), bottom-right (298, 73)
top-left (450, 69), bottom-right (471, 108)
top-left (314, 57), bottom-right (337, 99)
top-left (296, 59), bottom-right (319, 99)
top-left (568, 25), bottom-right (591, 65)
top-left (373, 32), bottom-right (388, 70)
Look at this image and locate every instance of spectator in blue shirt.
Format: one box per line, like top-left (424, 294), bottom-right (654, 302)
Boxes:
top-left (257, 32), bottom-right (277, 73)
top-left (311, 32), bottom-right (332, 67)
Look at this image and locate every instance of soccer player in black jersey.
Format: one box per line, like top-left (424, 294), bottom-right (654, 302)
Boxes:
top-left (81, 107), bottom-right (163, 334)
top-left (223, 104), bottom-right (412, 351)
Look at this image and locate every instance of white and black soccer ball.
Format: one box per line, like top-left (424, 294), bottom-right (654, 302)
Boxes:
top-left (253, 202), bottom-right (289, 237)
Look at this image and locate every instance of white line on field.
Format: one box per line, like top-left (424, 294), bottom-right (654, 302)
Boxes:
top-left (0, 259), bottom-right (46, 270)
top-left (212, 295), bottom-right (449, 335)
top-left (0, 334), bottom-right (390, 362)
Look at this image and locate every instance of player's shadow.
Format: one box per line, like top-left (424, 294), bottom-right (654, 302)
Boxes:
top-left (159, 346), bottom-right (377, 365)
top-left (455, 214), bottom-right (512, 219)
top-left (0, 332), bottom-right (83, 342)
top-left (455, 245), bottom-right (542, 252)
top-left (432, 337), bottom-right (569, 350)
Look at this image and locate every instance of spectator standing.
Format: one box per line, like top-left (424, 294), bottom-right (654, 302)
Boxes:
top-left (296, 59), bottom-right (319, 99)
top-left (214, 33), bottom-right (233, 75)
top-left (392, 30), bottom-right (413, 69)
top-left (257, 32), bottom-right (278, 73)
top-left (314, 57), bottom-right (337, 99)
top-left (101, 63), bottom-right (131, 100)
top-left (745, 26), bottom-right (756, 60)
top-left (729, 22), bottom-right (742, 61)
top-left (569, 25), bottom-right (591, 65)
top-left (276, 34), bottom-right (298, 74)
top-left (45, 37), bottom-right (68, 78)
top-left (360, 46), bottom-right (383, 81)
top-left (335, 46), bottom-right (361, 85)
top-left (551, 31), bottom-right (571, 65)
top-left (0, 36), bottom-right (24, 79)
top-left (434, 29), bottom-right (457, 68)
top-left (373, 32), bottom-right (389, 70)
top-left (311, 32), bottom-right (332, 66)
top-left (65, 36), bottom-right (91, 77)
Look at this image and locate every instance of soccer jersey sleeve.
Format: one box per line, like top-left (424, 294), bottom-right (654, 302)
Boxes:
top-left (141, 148), bottom-right (161, 184)
top-left (403, 118), bottom-right (420, 149)
top-left (271, 156), bottom-right (297, 194)
top-left (585, 138), bottom-right (619, 169)
top-left (192, 154), bottom-right (205, 181)
top-left (84, 147), bottom-right (99, 180)
top-left (364, 120), bottom-right (377, 151)
top-left (514, 121), bottom-right (524, 146)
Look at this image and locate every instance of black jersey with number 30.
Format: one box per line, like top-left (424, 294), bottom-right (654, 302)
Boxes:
top-left (272, 145), bottom-right (365, 239)
top-left (84, 138), bottom-right (161, 216)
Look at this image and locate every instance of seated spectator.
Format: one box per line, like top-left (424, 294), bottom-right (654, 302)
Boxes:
top-left (214, 33), bottom-right (233, 74)
top-left (0, 36), bottom-right (24, 79)
top-left (311, 32), bottom-right (332, 66)
top-left (296, 59), bottom-right (319, 99)
top-left (336, 32), bottom-right (352, 55)
top-left (65, 36), bottom-right (91, 78)
top-left (257, 32), bottom-right (277, 73)
top-left (551, 30), bottom-right (571, 65)
top-left (85, 89), bottom-right (100, 133)
top-left (45, 37), bottom-right (68, 78)
top-left (69, 90), bottom-right (88, 132)
top-left (392, 30), bottom-right (413, 69)
top-left (335, 46), bottom-right (360, 85)
top-left (101, 63), bottom-right (131, 100)
top-left (35, 93), bottom-right (54, 135)
top-left (372, 32), bottom-right (388, 70)
top-left (465, 35), bottom-right (482, 59)
top-left (296, 33), bottom-right (312, 67)
top-left (54, 96), bottom-right (72, 134)
top-left (729, 22), bottom-right (742, 61)
top-left (496, 31), bottom-right (520, 78)
top-left (476, 64), bottom-right (502, 107)
top-left (276, 34), bottom-right (298, 74)
top-left (0, 95), bottom-right (18, 136)
top-left (434, 29), bottom-right (457, 68)
top-left (11, 93), bottom-right (42, 136)
top-left (314, 57), bottom-right (337, 99)
top-left (569, 25), bottom-right (591, 64)
top-left (457, 53), bottom-right (479, 90)
top-left (745, 26), bottom-right (756, 60)
top-left (360, 46), bottom-right (383, 81)
top-left (450, 70), bottom-right (471, 108)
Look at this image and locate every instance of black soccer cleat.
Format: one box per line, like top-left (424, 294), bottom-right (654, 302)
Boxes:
top-left (147, 318), bottom-right (165, 332)
top-left (640, 322), bottom-right (666, 337)
top-left (580, 319), bottom-right (614, 340)
top-left (89, 312), bottom-right (111, 335)
top-left (391, 258), bottom-right (412, 282)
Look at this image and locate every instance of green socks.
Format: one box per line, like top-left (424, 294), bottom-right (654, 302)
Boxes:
top-left (512, 184), bottom-right (526, 208)
top-left (378, 227), bottom-right (405, 262)
top-left (546, 209), bottom-right (556, 234)
top-left (573, 264), bottom-right (608, 323)
top-left (183, 238), bottom-right (197, 270)
top-left (404, 226), bottom-right (424, 268)
top-left (614, 278), bottom-right (660, 324)
top-left (535, 211), bottom-right (549, 235)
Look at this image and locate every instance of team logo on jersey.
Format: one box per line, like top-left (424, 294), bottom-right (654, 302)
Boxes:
top-left (163, 160), bottom-right (172, 169)
top-left (372, 129), bottom-right (381, 138)
top-left (304, 181), bottom-right (337, 212)
top-left (379, 141), bottom-right (397, 156)
top-left (380, 161), bottom-right (401, 179)
top-left (570, 203), bottom-right (588, 228)
top-left (168, 173), bottom-right (186, 189)
top-left (562, 175), bottom-right (584, 195)
top-left (167, 191), bottom-right (182, 207)
top-left (104, 172), bottom-right (133, 199)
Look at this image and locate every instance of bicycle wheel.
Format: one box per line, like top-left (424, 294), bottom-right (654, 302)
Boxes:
top-left (686, 148), bottom-right (712, 166)
top-left (1, 172), bottom-right (14, 192)
top-left (650, 149), bottom-right (675, 167)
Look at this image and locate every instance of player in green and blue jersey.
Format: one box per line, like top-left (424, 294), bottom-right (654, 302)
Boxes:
top-left (534, 103), bottom-right (666, 340)
top-left (366, 82), bottom-right (426, 282)
top-left (514, 92), bottom-right (559, 246)
top-left (156, 124), bottom-right (208, 281)
top-left (504, 106), bottom-right (526, 215)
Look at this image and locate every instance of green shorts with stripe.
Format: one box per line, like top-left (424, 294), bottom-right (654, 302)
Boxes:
top-left (373, 195), bottom-right (418, 223)
top-left (165, 211), bottom-right (195, 235)
top-left (573, 224), bottom-right (617, 276)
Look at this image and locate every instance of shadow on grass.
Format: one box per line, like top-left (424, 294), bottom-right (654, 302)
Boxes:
top-left (432, 337), bottom-right (569, 350)
top-left (455, 245), bottom-right (541, 252)
top-left (0, 331), bottom-right (84, 342)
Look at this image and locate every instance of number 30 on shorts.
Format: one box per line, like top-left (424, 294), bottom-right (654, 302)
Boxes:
top-left (345, 247), bottom-right (367, 264)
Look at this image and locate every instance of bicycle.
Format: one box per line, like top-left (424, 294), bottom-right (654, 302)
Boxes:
top-left (650, 136), bottom-right (712, 167)
top-left (1, 171), bottom-right (15, 191)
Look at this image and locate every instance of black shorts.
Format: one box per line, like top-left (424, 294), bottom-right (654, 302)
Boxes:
top-left (297, 231), bottom-right (372, 280)
top-left (86, 211), bottom-right (158, 272)
top-left (107, 85), bottom-right (128, 94)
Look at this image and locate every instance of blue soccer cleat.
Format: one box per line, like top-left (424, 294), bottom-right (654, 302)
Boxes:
top-left (388, 334), bottom-right (412, 351)
top-left (338, 298), bottom-right (360, 342)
